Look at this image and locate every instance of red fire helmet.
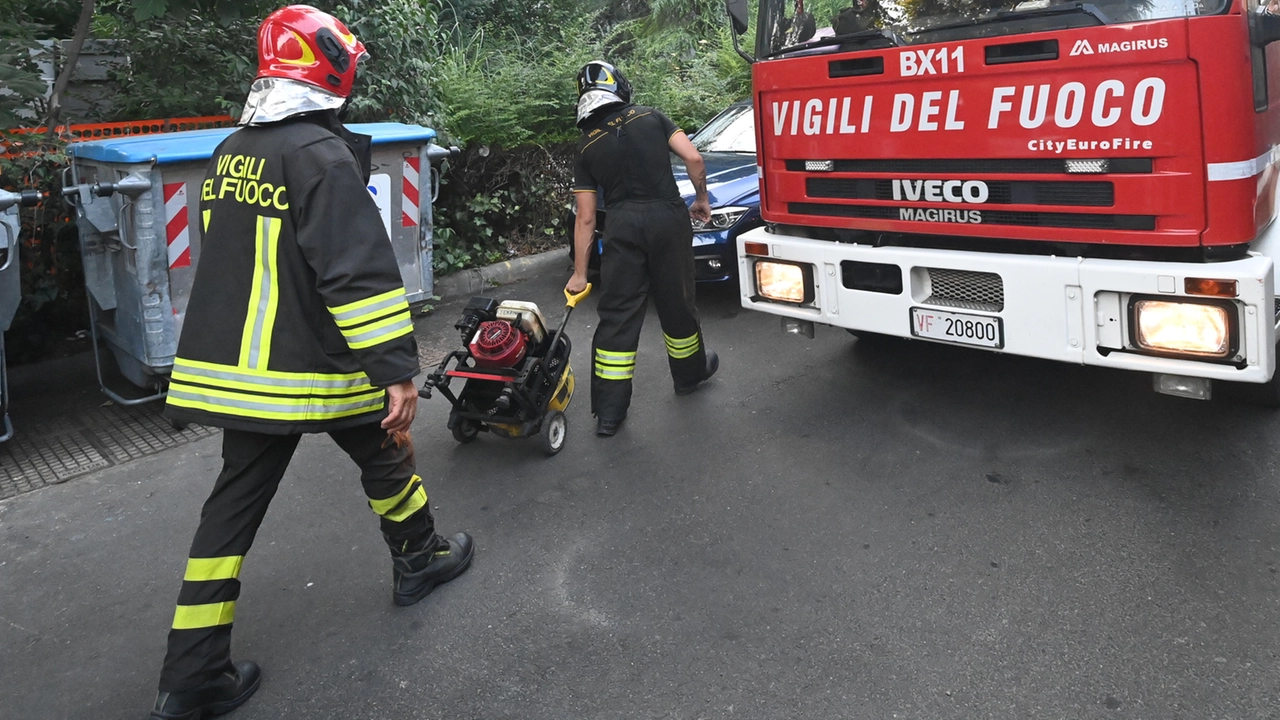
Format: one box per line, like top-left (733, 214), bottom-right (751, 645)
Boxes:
top-left (256, 5), bottom-right (367, 98)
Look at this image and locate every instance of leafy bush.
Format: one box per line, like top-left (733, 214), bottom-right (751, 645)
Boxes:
top-left (97, 1), bottom-right (267, 120)
top-left (330, 0), bottom-right (444, 127)
top-left (432, 144), bottom-right (575, 275)
top-left (433, 20), bottom-right (599, 147)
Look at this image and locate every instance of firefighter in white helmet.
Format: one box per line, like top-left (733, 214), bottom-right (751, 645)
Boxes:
top-left (566, 60), bottom-right (720, 437)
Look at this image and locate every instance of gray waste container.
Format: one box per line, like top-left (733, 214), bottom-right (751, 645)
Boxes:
top-left (0, 188), bottom-right (41, 440)
top-left (64, 123), bottom-right (445, 405)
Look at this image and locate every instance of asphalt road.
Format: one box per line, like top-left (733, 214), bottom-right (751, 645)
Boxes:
top-left (2, 265), bottom-right (1278, 720)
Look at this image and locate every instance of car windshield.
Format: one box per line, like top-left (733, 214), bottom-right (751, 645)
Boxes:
top-left (756, 0), bottom-right (1229, 56)
top-left (690, 103), bottom-right (756, 154)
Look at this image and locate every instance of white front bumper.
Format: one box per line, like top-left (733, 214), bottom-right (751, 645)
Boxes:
top-left (737, 228), bottom-right (1277, 383)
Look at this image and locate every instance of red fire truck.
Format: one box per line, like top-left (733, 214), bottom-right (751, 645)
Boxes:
top-left (725, 0), bottom-right (1280, 403)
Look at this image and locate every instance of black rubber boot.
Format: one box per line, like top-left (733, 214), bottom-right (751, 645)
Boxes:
top-left (151, 661), bottom-right (261, 720)
top-left (675, 350), bottom-right (719, 396)
top-left (389, 532), bottom-right (475, 606)
top-left (596, 416), bottom-right (625, 437)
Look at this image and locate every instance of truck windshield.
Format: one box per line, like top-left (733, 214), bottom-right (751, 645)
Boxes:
top-left (757, 0), bottom-right (1229, 57)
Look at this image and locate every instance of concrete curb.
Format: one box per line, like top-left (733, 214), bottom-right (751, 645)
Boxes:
top-left (431, 247), bottom-right (569, 301)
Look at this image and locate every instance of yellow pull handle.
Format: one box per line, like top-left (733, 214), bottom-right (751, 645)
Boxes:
top-left (565, 283), bottom-right (592, 308)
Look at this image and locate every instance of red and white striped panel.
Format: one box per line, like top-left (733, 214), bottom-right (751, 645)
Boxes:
top-left (402, 157), bottom-right (420, 227)
top-left (163, 182), bottom-right (191, 269)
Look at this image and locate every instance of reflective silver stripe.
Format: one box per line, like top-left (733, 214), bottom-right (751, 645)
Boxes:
top-left (168, 387), bottom-right (385, 416)
top-left (594, 364), bottom-right (634, 380)
top-left (1208, 147), bottom-right (1278, 182)
top-left (172, 360), bottom-right (373, 391)
top-left (246, 216), bottom-right (278, 370)
top-left (332, 295), bottom-right (409, 327)
top-left (345, 313), bottom-right (413, 349)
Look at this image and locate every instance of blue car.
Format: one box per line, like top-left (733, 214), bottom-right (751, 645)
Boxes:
top-left (570, 99), bottom-right (761, 284)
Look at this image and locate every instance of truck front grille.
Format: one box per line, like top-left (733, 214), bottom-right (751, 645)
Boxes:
top-left (788, 202), bottom-right (1155, 231)
top-left (806, 178), bottom-right (1114, 207)
top-left (924, 268), bottom-right (1004, 312)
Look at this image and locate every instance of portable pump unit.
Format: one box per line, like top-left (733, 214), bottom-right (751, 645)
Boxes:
top-left (421, 286), bottom-right (592, 455)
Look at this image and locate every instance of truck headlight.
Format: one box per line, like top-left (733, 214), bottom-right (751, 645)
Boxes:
top-left (1133, 299), bottom-right (1231, 358)
top-left (692, 206), bottom-right (750, 233)
top-left (754, 260), bottom-right (813, 304)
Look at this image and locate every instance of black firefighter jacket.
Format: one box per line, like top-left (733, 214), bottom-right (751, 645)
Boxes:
top-left (165, 114), bottom-right (419, 434)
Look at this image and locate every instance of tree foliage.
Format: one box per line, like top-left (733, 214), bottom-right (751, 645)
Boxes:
top-left (0, 0), bottom-right (754, 358)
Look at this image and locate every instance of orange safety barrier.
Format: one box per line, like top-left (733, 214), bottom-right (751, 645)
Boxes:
top-left (1, 115), bottom-right (237, 159)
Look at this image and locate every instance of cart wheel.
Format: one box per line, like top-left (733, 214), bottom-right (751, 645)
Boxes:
top-left (540, 411), bottom-right (567, 456)
top-left (451, 419), bottom-right (480, 443)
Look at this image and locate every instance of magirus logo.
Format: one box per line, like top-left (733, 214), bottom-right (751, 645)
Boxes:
top-left (1069, 37), bottom-right (1169, 56)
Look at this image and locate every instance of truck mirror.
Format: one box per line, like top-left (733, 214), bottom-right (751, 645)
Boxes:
top-left (726, 0), bottom-right (749, 35)
top-left (1254, 11), bottom-right (1280, 46)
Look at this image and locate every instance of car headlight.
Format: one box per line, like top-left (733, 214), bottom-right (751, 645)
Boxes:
top-left (1133, 299), bottom-right (1231, 358)
top-left (692, 206), bottom-right (750, 233)
top-left (754, 260), bottom-right (813, 304)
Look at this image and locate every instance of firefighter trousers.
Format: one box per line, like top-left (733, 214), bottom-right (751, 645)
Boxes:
top-left (592, 200), bottom-right (707, 420)
top-left (157, 422), bottom-right (436, 692)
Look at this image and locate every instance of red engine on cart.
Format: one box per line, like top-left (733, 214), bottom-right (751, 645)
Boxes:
top-left (470, 320), bottom-right (528, 369)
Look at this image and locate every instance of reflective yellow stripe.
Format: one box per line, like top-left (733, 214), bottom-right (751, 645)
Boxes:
top-left (369, 476), bottom-right (428, 523)
top-left (343, 312), bottom-right (414, 350)
top-left (328, 288), bottom-right (407, 320)
top-left (169, 383), bottom-right (384, 408)
top-left (594, 363), bottom-right (634, 380)
top-left (333, 299), bottom-right (410, 329)
top-left (171, 358), bottom-right (375, 397)
top-left (171, 370), bottom-right (375, 397)
top-left (202, 209), bottom-right (211, 232)
top-left (663, 333), bottom-right (698, 349)
top-left (168, 383), bottom-right (385, 421)
top-left (664, 332), bottom-right (700, 359)
top-left (183, 556), bottom-right (243, 582)
top-left (239, 215), bottom-right (281, 370)
top-left (595, 349), bottom-right (636, 362)
top-left (175, 358), bottom-right (368, 383)
top-left (172, 601), bottom-right (236, 630)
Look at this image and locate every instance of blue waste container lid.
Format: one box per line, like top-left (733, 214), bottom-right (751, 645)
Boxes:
top-left (68, 122), bottom-right (437, 165)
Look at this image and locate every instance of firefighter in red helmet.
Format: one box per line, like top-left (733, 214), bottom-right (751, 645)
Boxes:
top-left (148, 7), bottom-right (473, 718)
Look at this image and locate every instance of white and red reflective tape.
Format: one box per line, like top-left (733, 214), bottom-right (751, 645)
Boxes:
top-left (402, 157), bottom-right (420, 227)
top-left (163, 182), bottom-right (191, 268)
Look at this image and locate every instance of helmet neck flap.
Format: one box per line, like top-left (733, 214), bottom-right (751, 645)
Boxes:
top-left (239, 77), bottom-right (345, 126)
top-left (576, 89), bottom-right (626, 127)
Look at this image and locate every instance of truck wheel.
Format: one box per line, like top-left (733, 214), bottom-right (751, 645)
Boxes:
top-left (451, 418), bottom-right (480, 443)
top-left (540, 411), bottom-right (567, 456)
